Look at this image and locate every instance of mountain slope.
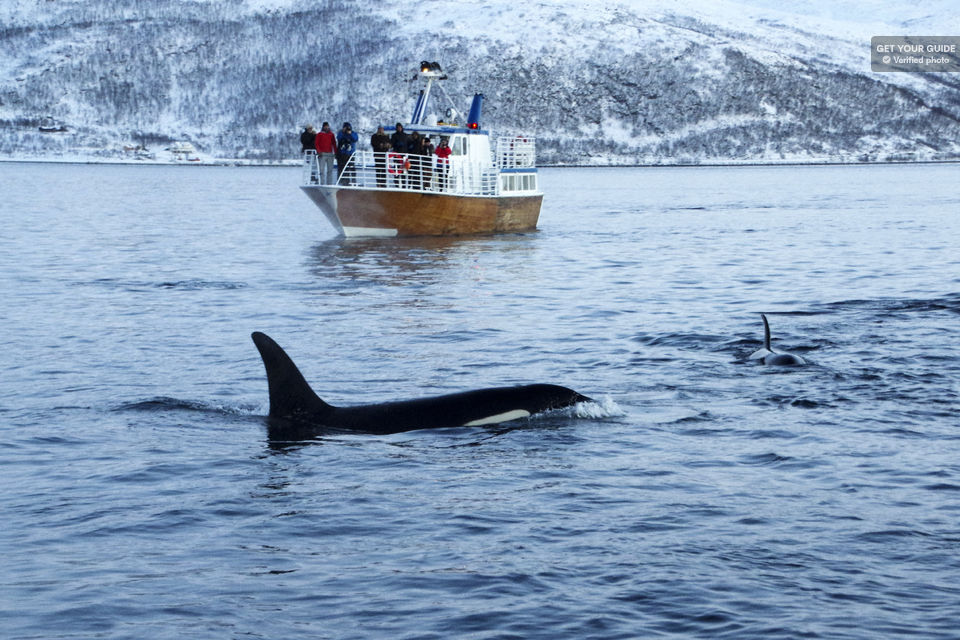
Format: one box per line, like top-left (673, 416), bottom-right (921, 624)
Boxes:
top-left (1, 0), bottom-right (958, 164)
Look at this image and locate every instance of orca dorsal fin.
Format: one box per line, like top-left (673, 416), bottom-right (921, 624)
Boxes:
top-left (761, 313), bottom-right (773, 351)
top-left (252, 332), bottom-right (333, 419)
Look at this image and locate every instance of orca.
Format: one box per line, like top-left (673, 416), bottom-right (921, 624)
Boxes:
top-left (748, 314), bottom-right (805, 366)
top-left (252, 332), bottom-right (593, 435)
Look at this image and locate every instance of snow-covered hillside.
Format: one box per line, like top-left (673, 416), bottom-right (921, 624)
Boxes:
top-left (1, 0), bottom-right (958, 164)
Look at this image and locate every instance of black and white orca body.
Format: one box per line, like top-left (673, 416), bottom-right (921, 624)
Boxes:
top-left (748, 314), bottom-right (805, 366)
top-left (252, 332), bottom-right (593, 435)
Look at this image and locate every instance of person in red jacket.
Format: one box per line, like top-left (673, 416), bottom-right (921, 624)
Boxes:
top-left (313, 122), bottom-right (337, 184)
top-left (434, 137), bottom-right (452, 192)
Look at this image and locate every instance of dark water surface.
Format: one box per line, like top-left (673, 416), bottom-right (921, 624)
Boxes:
top-left (1, 162), bottom-right (959, 638)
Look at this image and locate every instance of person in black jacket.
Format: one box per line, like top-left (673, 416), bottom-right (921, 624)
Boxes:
top-left (419, 135), bottom-right (435, 190)
top-left (300, 125), bottom-right (317, 182)
top-left (370, 126), bottom-right (392, 188)
top-left (407, 132), bottom-right (422, 189)
top-left (390, 123), bottom-right (409, 152)
top-left (300, 125), bottom-right (316, 152)
top-left (390, 123), bottom-right (410, 188)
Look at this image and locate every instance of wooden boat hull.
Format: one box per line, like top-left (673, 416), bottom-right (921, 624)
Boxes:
top-left (301, 186), bottom-right (542, 237)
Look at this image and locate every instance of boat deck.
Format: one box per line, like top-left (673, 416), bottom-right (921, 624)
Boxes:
top-left (302, 136), bottom-right (540, 198)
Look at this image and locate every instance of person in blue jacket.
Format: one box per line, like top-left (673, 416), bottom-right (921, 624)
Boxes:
top-left (336, 122), bottom-right (359, 183)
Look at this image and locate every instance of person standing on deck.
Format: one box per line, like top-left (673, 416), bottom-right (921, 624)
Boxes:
top-left (301, 124), bottom-right (317, 182)
top-left (434, 137), bottom-right (452, 192)
top-left (407, 132), bottom-right (422, 189)
top-left (370, 126), bottom-right (392, 188)
top-left (419, 135), bottom-right (435, 190)
top-left (390, 123), bottom-right (409, 152)
top-left (300, 125), bottom-right (316, 152)
top-left (336, 122), bottom-right (358, 184)
top-left (390, 123), bottom-right (410, 188)
top-left (313, 122), bottom-right (337, 184)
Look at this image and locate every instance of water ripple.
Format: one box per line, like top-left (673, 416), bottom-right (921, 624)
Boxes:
top-left (2, 164), bottom-right (960, 639)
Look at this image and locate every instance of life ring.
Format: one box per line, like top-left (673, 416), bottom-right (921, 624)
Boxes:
top-left (387, 152), bottom-right (407, 174)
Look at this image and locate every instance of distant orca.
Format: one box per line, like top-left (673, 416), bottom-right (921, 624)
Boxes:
top-left (252, 332), bottom-right (593, 435)
top-left (748, 314), bottom-right (806, 366)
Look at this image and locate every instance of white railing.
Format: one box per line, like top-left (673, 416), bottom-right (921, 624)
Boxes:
top-left (301, 149), bottom-right (318, 184)
top-left (301, 138), bottom-right (539, 196)
top-left (495, 136), bottom-right (536, 168)
top-left (303, 150), bottom-right (502, 196)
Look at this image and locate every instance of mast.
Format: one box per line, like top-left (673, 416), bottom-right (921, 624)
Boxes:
top-left (410, 61), bottom-right (467, 125)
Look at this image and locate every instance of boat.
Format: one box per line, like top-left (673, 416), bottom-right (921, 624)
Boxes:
top-left (300, 61), bottom-right (543, 237)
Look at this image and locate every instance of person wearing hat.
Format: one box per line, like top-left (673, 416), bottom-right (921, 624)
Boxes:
top-left (390, 123), bottom-right (410, 188)
top-left (434, 137), bottom-right (452, 192)
top-left (370, 126), bottom-right (392, 188)
top-left (336, 122), bottom-right (358, 184)
top-left (418, 134), bottom-right (435, 190)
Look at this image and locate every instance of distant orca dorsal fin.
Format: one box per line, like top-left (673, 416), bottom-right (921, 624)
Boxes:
top-left (252, 332), bottom-right (332, 419)
top-left (756, 314), bottom-right (805, 365)
top-left (761, 313), bottom-right (773, 351)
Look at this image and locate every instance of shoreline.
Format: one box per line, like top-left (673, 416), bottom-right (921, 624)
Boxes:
top-left (2, 155), bottom-right (959, 169)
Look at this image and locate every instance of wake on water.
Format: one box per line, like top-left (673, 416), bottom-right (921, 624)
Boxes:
top-left (571, 396), bottom-right (624, 419)
top-left (115, 397), bottom-right (262, 417)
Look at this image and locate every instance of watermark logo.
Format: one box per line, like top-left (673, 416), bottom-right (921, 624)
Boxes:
top-left (872, 36), bottom-right (960, 72)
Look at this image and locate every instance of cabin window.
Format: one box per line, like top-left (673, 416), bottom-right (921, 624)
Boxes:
top-left (451, 136), bottom-right (466, 156)
top-left (501, 173), bottom-right (537, 193)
